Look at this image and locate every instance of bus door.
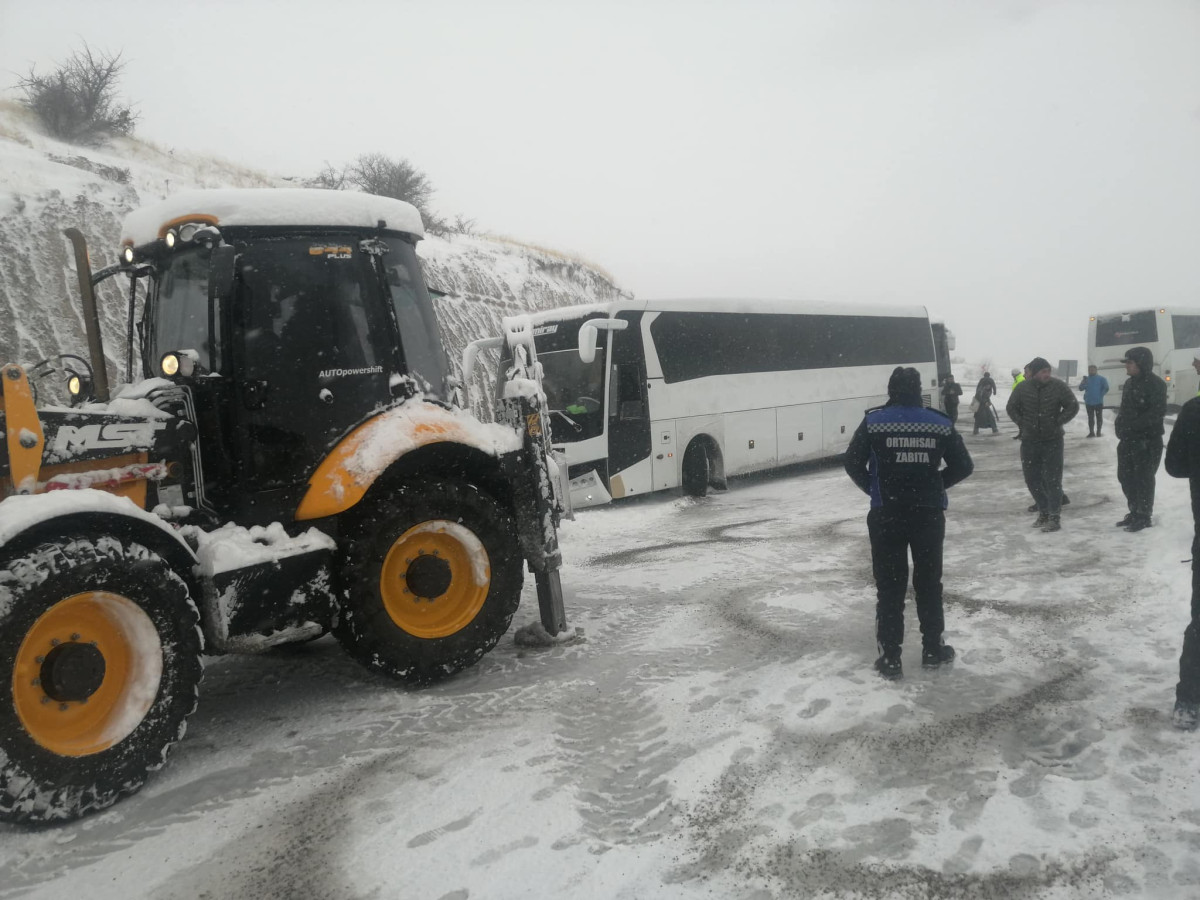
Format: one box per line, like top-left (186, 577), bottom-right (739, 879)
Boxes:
top-left (607, 312), bottom-right (654, 493)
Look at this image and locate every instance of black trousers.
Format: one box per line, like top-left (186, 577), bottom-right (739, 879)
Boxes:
top-left (1086, 404), bottom-right (1104, 434)
top-left (867, 506), bottom-right (945, 656)
top-left (1020, 438), bottom-right (1064, 515)
top-left (1117, 437), bottom-right (1163, 517)
top-left (945, 401), bottom-right (958, 424)
top-left (1180, 534), bottom-right (1200, 704)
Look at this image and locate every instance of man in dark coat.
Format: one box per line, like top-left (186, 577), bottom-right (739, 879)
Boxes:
top-left (1114, 346), bottom-right (1167, 532)
top-left (941, 374), bottom-right (963, 424)
top-left (1164, 396), bottom-right (1200, 729)
top-left (1005, 357), bottom-right (1079, 532)
top-left (845, 367), bottom-right (974, 680)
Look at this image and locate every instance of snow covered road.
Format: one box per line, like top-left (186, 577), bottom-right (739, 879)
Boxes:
top-left (3, 413), bottom-right (1200, 899)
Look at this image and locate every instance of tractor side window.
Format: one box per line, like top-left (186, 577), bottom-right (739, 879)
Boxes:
top-left (152, 245), bottom-right (219, 373)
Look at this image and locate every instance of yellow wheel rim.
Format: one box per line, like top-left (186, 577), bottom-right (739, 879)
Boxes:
top-left (380, 520), bottom-right (491, 639)
top-left (13, 592), bottom-right (163, 757)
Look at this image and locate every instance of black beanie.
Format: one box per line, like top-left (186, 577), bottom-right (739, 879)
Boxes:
top-left (887, 366), bottom-right (923, 403)
top-left (1027, 357), bottom-right (1051, 375)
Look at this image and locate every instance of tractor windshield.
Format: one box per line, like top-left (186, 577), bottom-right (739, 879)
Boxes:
top-left (148, 244), bottom-right (220, 374)
top-left (378, 236), bottom-right (447, 397)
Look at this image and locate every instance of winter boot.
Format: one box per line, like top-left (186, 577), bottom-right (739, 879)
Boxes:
top-left (1115, 513), bottom-right (1134, 528)
top-left (1032, 513), bottom-right (1049, 528)
top-left (922, 644), bottom-right (956, 668)
top-left (1026, 502), bottom-right (1039, 513)
top-left (874, 654), bottom-right (902, 680)
top-left (1125, 515), bottom-right (1152, 533)
top-left (1174, 699), bottom-right (1200, 731)
top-left (1041, 515), bottom-right (1062, 532)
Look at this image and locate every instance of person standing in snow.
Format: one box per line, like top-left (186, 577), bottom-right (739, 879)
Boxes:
top-left (1165, 393), bottom-right (1200, 730)
top-left (1005, 357), bottom-right (1078, 532)
top-left (1114, 346), bottom-right (1167, 532)
top-left (1010, 367), bottom-right (1028, 440)
top-left (971, 381), bottom-right (999, 435)
top-left (1078, 365), bottom-right (1110, 437)
top-left (941, 374), bottom-right (963, 424)
top-left (844, 367), bottom-right (974, 680)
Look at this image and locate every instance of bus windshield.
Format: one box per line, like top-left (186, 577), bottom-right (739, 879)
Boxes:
top-left (539, 348), bottom-right (607, 441)
top-left (1095, 311), bottom-right (1158, 347)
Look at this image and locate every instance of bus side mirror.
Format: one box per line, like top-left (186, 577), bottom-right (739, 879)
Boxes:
top-left (579, 324), bottom-right (599, 364)
top-left (209, 245), bottom-right (237, 305)
top-left (577, 318), bottom-right (629, 364)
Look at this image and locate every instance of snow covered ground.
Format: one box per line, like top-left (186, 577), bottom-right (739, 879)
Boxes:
top-left (3, 396), bottom-right (1199, 899)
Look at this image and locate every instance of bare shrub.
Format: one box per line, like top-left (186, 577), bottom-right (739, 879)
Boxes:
top-left (15, 44), bottom-right (138, 144)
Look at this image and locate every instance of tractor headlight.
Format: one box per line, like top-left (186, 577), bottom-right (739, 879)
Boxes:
top-left (122, 246), bottom-right (135, 264)
top-left (160, 352), bottom-right (195, 378)
top-left (165, 230), bottom-right (177, 249)
top-left (67, 375), bottom-right (82, 396)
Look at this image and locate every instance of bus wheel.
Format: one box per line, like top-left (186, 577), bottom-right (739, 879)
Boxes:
top-left (682, 442), bottom-right (710, 498)
top-left (336, 479), bottom-right (524, 686)
top-left (0, 536), bottom-right (203, 824)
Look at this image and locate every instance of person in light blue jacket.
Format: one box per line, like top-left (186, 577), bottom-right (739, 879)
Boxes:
top-left (1078, 365), bottom-right (1110, 437)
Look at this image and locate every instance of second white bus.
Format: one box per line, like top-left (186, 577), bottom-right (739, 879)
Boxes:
top-left (1088, 307), bottom-right (1200, 410)
top-left (515, 298), bottom-right (945, 508)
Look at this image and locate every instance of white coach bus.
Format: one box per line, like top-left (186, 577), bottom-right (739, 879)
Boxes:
top-left (511, 298), bottom-right (943, 508)
top-left (1088, 307), bottom-right (1200, 411)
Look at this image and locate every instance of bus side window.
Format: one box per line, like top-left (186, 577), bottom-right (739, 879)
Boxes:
top-left (613, 363), bottom-right (646, 420)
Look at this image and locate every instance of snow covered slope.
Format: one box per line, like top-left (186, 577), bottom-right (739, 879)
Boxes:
top-left (0, 100), bottom-right (627, 404)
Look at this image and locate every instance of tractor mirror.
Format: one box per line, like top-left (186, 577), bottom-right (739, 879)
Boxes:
top-left (208, 245), bottom-right (237, 304)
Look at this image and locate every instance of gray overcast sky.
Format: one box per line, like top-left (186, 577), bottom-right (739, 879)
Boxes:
top-left (3, 0), bottom-right (1198, 369)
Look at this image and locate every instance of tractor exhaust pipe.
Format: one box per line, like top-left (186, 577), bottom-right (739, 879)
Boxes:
top-left (63, 228), bottom-right (111, 403)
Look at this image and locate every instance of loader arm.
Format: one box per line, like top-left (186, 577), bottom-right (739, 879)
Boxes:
top-left (1, 366), bottom-right (45, 495)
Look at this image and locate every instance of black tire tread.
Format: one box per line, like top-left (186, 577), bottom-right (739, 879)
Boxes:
top-left (0, 535), bottom-right (203, 824)
top-left (334, 479), bottom-right (523, 686)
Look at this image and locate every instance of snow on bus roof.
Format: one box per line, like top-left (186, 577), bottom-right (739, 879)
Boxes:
top-left (524, 297), bottom-right (930, 323)
top-left (121, 188), bottom-right (425, 247)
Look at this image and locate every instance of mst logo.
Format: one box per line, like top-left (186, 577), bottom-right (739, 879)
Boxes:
top-left (52, 422), bottom-right (166, 455)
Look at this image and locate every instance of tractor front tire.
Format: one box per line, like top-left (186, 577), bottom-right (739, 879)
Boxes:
top-left (336, 479), bottom-right (523, 685)
top-left (0, 536), bottom-right (203, 824)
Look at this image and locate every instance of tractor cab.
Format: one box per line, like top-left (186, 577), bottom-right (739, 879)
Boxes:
top-left (110, 191), bottom-right (449, 525)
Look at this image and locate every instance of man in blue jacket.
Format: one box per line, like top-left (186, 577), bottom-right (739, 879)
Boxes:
top-left (845, 367), bottom-right (975, 680)
top-left (1078, 364), bottom-right (1110, 437)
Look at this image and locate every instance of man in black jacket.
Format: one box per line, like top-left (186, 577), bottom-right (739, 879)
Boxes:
top-left (1164, 396), bottom-right (1200, 729)
top-left (1005, 357), bottom-right (1079, 532)
top-left (845, 367), bottom-right (974, 680)
top-left (1114, 346), bottom-right (1167, 532)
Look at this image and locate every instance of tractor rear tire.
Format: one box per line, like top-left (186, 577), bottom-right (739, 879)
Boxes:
top-left (0, 536), bottom-right (203, 824)
top-left (335, 479), bottom-right (523, 685)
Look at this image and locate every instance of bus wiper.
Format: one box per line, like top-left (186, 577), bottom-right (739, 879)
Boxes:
top-left (551, 409), bottom-right (583, 432)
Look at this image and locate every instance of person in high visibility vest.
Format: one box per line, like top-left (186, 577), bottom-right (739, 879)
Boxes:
top-left (1011, 368), bottom-right (1025, 390)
